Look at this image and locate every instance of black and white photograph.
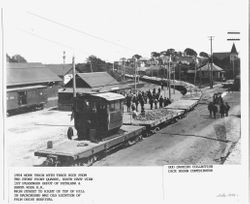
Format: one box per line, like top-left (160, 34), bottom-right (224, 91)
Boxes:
top-left (1, 0), bottom-right (249, 203)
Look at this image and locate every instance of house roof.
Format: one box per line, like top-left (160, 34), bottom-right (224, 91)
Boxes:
top-left (92, 92), bottom-right (125, 101)
top-left (178, 56), bottom-right (194, 64)
top-left (7, 85), bottom-right (47, 92)
top-left (198, 63), bottom-right (224, 72)
top-left (45, 64), bottom-right (74, 76)
top-left (7, 62), bottom-right (44, 68)
top-left (58, 87), bottom-right (94, 94)
top-left (7, 67), bottom-right (62, 86)
top-left (213, 52), bottom-right (230, 60)
top-left (76, 72), bottom-right (119, 88)
top-left (231, 43), bottom-right (238, 54)
top-left (138, 67), bottom-right (148, 72)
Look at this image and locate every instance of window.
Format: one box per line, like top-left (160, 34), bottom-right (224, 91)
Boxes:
top-left (18, 91), bottom-right (27, 105)
top-left (115, 101), bottom-right (120, 110)
top-left (110, 102), bottom-right (115, 111)
top-left (90, 102), bottom-right (97, 112)
top-left (120, 101), bottom-right (124, 111)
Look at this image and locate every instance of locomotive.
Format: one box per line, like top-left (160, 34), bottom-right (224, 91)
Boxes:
top-left (68, 92), bottom-right (125, 142)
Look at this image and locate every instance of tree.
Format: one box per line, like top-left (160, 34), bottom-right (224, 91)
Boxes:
top-left (166, 48), bottom-right (175, 56)
top-left (6, 54), bottom-right (27, 63)
top-left (86, 55), bottom-right (107, 72)
top-left (160, 49), bottom-right (175, 57)
top-left (6, 54), bottom-right (11, 62)
top-left (184, 48), bottom-right (197, 57)
top-left (176, 51), bottom-right (182, 57)
top-left (132, 54), bottom-right (142, 61)
top-left (151, 52), bottom-right (160, 58)
top-left (11, 54), bottom-right (27, 63)
top-left (160, 51), bottom-right (168, 56)
top-left (199, 52), bottom-right (209, 58)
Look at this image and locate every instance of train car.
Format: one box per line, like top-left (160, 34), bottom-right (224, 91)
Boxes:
top-left (7, 85), bottom-right (47, 115)
top-left (69, 92), bottom-right (125, 142)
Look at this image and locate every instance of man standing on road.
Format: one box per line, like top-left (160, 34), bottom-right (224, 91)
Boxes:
top-left (224, 102), bottom-right (230, 117)
top-left (159, 96), bottom-right (164, 108)
top-left (149, 97), bottom-right (154, 110)
top-left (126, 92), bottom-right (132, 112)
top-left (208, 102), bottom-right (213, 118)
top-left (220, 102), bottom-right (225, 118)
top-left (212, 103), bottom-right (218, 119)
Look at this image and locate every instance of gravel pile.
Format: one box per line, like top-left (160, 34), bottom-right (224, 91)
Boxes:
top-left (135, 109), bottom-right (173, 121)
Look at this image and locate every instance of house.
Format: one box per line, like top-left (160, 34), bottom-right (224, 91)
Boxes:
top-left (7, 63), bottom-right (62, 112)
top-left (45, 64), bottom-right (78, 85)
top-left (178, 56), bottom-right (195, 65)
top-left (58, 72), bottom-right (131, 110)
top-left (196, 63), bottom-right (225, 82)
top-left (213, 43), bottom-right (240, 79)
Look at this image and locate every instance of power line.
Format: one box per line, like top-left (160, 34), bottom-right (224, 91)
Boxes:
top-left (26, 11), bottom-right (135, 51)
top-left (20, 29), bottom-right (74, 49)
top-left (19, 28), bottom-right (92, 56)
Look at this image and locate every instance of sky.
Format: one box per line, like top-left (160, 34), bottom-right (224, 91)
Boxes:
top-left (3, 0), bottom-right (248, 64)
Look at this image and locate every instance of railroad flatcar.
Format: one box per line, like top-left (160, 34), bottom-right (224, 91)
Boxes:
top-left (7, 85), bottom-right (47, 115)
top-left (69, 92), bottom-right (125, 142)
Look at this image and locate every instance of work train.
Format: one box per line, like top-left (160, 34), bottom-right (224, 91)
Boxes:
top-left (7, 85), bottom-right (47, 115)
top-left (35, 75), bottom-right (202, 166)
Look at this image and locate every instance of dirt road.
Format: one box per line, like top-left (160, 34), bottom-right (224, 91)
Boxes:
top-left (93, 90), bottom-right (240, 166)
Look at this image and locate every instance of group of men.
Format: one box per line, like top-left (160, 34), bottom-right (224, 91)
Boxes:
top-left (125, 87), bottom-right (171, 114)
top-left (208, 94), bottom-right (230, 118)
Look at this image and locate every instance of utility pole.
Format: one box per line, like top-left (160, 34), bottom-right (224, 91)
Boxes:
top-left (161, 55), bottom-right (168, 98)
top-left (134, 59), bottom-right (137, 92)
top-left (199, 64), bottom-right (202, 88)
top-left (168, 55), bottom-right (171, 100)
top-left (208, 36), bottom-right (215, 88)
top-left (72, 56), bottom-right (76, 98)
top-left (63, 51), bottom-right (66, 64)
top-left (194, 57), bottom-right (198, 85)
top-left (90, 61), bottom-right (93, 72)
top-left (173, 62), bottom-right (175, 94)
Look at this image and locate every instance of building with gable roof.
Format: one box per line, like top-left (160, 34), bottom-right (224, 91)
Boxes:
top-left (58, 72), bottom-right (132, 110)
top-left (213, 43), bottom-right (240, 79)
top-left (7, 63), bottom-right (62, 112)
top-left (45, 64), bottom-right (80, 85)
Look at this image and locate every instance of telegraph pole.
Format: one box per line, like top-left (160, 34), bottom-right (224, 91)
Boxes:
top-left (72, 56), bottom-right (76, 98)
top-left (134, 59), bottom-right (137, 92)
top-left (63, 51), bottom-right (66, 64)
top-left (208, 36), bottom-right (215, 88)
top-left (90, 61), bottom-right (93, 72)
top-left (168, 55), bottom-right (171, 100)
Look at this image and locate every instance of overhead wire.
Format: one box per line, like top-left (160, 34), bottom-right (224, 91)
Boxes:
top-left (26, 11), bottom-right (136, 52)
top-left (19, 28), bottom-right (93, 56)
